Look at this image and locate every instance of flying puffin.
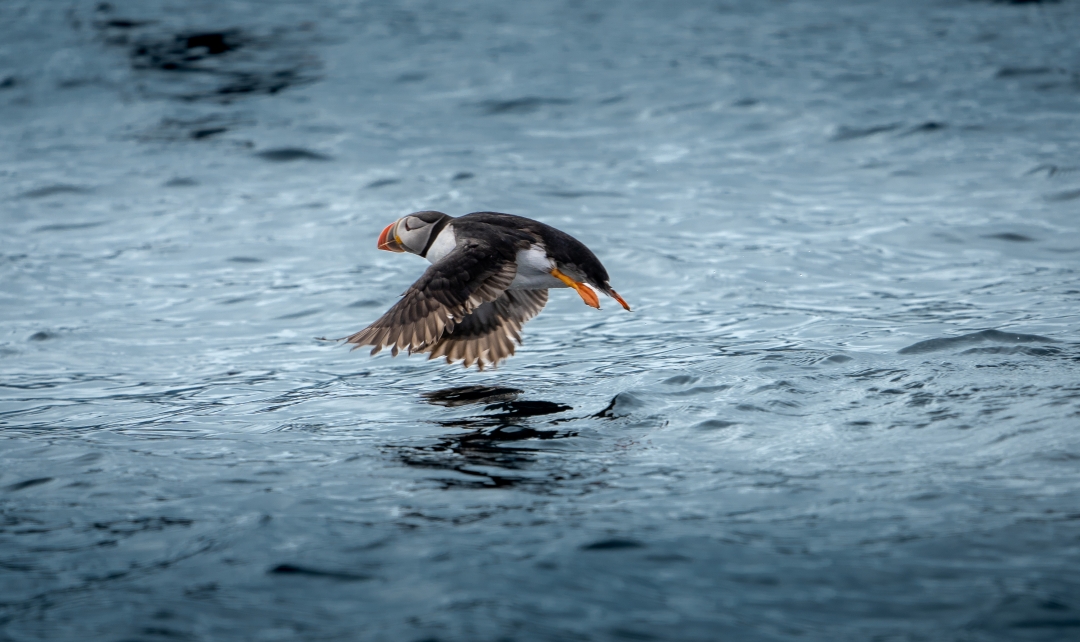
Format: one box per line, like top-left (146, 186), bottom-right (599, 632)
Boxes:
top-left (342, 211), bottom-right (630, 370)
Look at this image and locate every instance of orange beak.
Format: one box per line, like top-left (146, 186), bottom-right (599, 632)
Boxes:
top-left (377, 222), bottom-right (404, 252)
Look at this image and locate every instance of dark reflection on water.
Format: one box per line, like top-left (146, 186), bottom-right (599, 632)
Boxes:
top-left (421, 385), bottom-right (524, 407)
top-left (436, 400), bottom-right (573, 427)
top-left (397, 387), bottom-right (576, 489)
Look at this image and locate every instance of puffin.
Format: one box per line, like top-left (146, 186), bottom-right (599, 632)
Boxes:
top-left (342, 211), bottom-right (630, 370)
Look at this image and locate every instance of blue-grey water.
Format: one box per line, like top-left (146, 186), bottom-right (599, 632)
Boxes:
top-left (3, 1), bottom-right (1080, 640)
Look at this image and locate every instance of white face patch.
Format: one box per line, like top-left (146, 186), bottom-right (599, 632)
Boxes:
top-left (396, 216), bottom-right (434, 254)
top-left (424, 226), bottom-right (457, 264)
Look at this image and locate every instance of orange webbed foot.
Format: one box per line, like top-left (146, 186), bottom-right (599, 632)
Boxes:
top-left (610, 289), bottom-right (631, 311)
top-left (550, 268), bottom-right (601, 309)
top-left (576, 284), bottom-right (600, 309)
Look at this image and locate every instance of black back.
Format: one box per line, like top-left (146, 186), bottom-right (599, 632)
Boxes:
top-left (454, 212), bottom-right (613, 291)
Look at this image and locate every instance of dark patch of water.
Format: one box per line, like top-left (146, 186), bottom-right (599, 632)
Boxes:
top-left (904, 121), bottom-right (947, 134)
top-left (102, 19), bottom-right (155, 30)
top-left (19, 185), bottom-right (93, 199)
top-left (255, 148), bottom-right (331, 162)
top-left (898, 329), bottom-right (1057, 354)
top-left (131, 30), bottom-right (244, 70)
top-left (997, 66), bottom-right (1055, 78)
top-left (961, 345), bottom-right (1061, 356)
top-left (695, 419), bottom-right (737, 430)
top-left (92, 517), bottom-right (193, 534)
top-left (541, 190), bottom-right (625, 199)
top-left (268, 564), bottom-right (372, 581)
top-left (33, 222), bottom-right (105, 233)
top-left (582, 539), bottom-right (645, 550)
top-left (191, 127), bottom-right (227, 139)
top-left (119, 24), bottom-right (320, 101)
top-left (1025, 164), bottom-right (1077, 177)
top-left (983, 232), bottom-right (1036, 242)
top-left (479, 97), bottom-right (572, 115)
top-left (831, 123), bottom-right (901, 141)
top-left (5, 477), bottom-right (53, 492)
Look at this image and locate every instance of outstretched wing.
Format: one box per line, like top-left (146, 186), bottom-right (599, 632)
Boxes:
top-left (344, 240), bottom-right (517, 358)
top-left (420, 289), bottom-right (548, 370)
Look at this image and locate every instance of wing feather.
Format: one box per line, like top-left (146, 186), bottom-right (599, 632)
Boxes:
top-left (343, 240), bottom-right (517, 357)
top-left (415, 289), bottom-right (548, 370)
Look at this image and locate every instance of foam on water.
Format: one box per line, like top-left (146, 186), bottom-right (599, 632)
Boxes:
top-left (2, 0), bottom-right (1080, 640)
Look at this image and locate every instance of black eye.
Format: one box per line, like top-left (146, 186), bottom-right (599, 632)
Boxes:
top-left (403, 217), bottom-right (422, 232)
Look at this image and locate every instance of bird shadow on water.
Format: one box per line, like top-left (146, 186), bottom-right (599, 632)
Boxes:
top-left (390, 385), bottom-right (585, 490)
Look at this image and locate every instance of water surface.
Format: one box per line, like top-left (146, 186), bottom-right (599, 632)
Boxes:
top-left (2, 1), bottom-right (1080, 640)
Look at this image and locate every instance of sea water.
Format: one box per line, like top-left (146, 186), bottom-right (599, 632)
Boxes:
top-left (2, 1), bottom-right (1079, 640)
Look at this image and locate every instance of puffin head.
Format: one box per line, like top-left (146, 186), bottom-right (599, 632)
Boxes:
top-left (377, 210), bottom-right (451, 255)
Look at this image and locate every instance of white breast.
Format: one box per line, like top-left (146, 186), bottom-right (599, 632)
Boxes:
top-left (509, 245), bottom-right (564, 290)
top-left (424, 226), bottom-right (457, 264)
